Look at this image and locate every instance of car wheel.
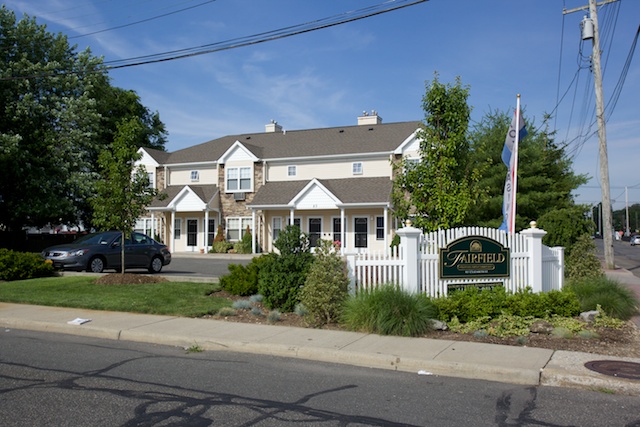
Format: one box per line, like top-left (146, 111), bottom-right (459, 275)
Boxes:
top-left (149, 256), bottom-right (163, 273)
top-left (88, 257), bottom-right (105, 273)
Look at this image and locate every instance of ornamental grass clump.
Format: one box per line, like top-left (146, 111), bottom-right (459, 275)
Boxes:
top-left (341, 284), bottom-right (437, 337)
top-left (566, 276), bottom-right (639, 320)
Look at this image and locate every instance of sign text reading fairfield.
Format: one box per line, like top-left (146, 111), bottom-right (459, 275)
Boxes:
top-left (440, 236), bottom-right (510, 279)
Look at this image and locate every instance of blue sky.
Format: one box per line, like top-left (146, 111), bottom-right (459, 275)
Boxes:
top-left (6, 0), bottom-right (640, 214)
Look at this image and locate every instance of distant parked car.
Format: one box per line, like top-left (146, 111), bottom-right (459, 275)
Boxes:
top-left (631, 235), bottom-right (640, 246)
top-left (42, 231), bottom-right (171, 273)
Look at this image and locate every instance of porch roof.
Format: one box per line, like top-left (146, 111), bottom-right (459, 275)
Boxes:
top-left (148, 185), bottom-right (220, 210)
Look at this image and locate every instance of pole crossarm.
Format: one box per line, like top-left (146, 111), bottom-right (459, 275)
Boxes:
top-left (563, 0), bottom-right (618, 15)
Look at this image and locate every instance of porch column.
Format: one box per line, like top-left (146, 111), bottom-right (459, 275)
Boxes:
top-left (290, 209), bottom-right (295, 227)
top-left (251, 210), bottom-right (256, 254)
top-left (150, 211), bottom-right (156, 240)
top-left (204, 210), bottom-right (210, 252)
top-left (383, 206), bottom-right (388, 251)
top-left (170, 211), bottom-right (176, 252)
top-left (340, 208), bottom-right (346, 255)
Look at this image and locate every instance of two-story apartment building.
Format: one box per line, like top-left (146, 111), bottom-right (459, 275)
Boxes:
top-left (136, 113), bottom-right (422, 254)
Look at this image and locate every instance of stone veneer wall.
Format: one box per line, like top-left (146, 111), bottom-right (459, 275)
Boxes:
top-left (217, 163), bottom-right (264, 229)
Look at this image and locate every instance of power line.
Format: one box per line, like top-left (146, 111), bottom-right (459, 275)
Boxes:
top-left (1, 0), bottom-right (428, 80)
top-left (68, 0), bottom-right (218, 39)
top-left (103, 0), bottom-right (428, 70)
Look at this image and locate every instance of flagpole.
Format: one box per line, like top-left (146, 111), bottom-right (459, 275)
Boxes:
top-left (510, 94), bottom-right (521, 234)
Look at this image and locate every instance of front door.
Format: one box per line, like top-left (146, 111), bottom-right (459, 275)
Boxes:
top-left (187, 219), bottom-right (198, 251)
top-left (308, 218), bottom-right (322, 247)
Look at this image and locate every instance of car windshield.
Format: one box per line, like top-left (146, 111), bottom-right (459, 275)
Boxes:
top-left (72, 233), bottom-right (114, 245)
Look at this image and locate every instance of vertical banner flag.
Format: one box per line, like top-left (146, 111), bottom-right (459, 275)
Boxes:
top-left (499, 96), bottom-right (527, 234)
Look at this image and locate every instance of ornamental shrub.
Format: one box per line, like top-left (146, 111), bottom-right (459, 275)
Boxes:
top-left (433, 285), bottom-right (581, 323)
top-left (0, 249), bottom-right (55, 281)
top-left (258, 226), bottom-right (313, 312)
top-left (565, 234), bottom-right (604, 280)
top-left (299, 240), bottom-right (349, 326)
top-left (233, 227), bottom-right (253, 254)
top-left (219, 255), bottom-right (269, 296)
top-left (213, 224), bottom-right (225, 243)
top-left (211, 240), bottom-right (232, 254)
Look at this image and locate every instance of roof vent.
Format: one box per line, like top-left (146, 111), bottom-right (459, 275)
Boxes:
top-left (358, 110), bottom-right (382, 126)
top-left (265, 119), bottom-right (283, 133)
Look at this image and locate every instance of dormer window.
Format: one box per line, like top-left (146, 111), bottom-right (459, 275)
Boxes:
top-left (287, 165), bottom-right (297, 177)
top-left (226, 166), bottom-right (252, 192)
top-left (352, 162), bottom-right (363, 175)
top-left (190, 170), bottom-right (199, 182)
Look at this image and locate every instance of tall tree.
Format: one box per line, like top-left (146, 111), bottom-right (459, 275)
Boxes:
top-left (467, 110), bottom-right (587, 230)
top-left (91, 118), bottom-right (159, 273)
top-left (0, 6), bottom-right (103, 231)
top-left (0, 6), bottom-right (167, 231)
top-left (392, 73), bottom-right (477, 231)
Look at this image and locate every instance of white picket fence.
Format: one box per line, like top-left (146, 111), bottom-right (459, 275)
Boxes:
top-left (346, 224), bottom-right (564, 297)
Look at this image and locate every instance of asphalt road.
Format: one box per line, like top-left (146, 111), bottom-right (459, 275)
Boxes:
top-left (595, 237), bottom-right (640, 278)
top-left (2, 329), bottom-right (640, 427)
top-left (159, 254), bottom-right (253, 280)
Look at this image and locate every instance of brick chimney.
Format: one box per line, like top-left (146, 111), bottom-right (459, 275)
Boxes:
top-left (357, 110), bottom-right (382, 126)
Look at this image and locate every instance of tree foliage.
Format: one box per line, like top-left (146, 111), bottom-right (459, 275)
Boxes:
top-left (392, 73), bottom-right (477, 231)
top-left (0, 6), bottom-right (166, 231)
top-left (467, 110), bottom-right (588, 230)
top-left (91, 118), bottom-right (159, 272)
top-left (0, 6), bottom-right (103, 230)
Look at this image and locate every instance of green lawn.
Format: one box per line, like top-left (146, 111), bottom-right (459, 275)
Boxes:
top-left (0, 276), bottom-right (230, 317)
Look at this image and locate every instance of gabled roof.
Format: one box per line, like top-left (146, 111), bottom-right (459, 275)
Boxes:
top-left (148, 185), bottom-right (219, 210)
top-left (248, 177), bottom-right (393, 209)
top-left (140, 147), bottom-right (171, 164)
top-left (162, 121), bottom-right (421, 165)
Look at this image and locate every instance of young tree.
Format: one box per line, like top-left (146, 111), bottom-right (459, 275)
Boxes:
top-left (392, 73), bottom-right (477, 231)
top-left (467, 110), bottom-right (588, 230)
top-left (91, 118), bottom-right (159, 273)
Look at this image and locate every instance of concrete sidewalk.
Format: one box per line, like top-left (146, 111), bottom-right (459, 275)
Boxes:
top-left (1, 301), bottom-right (639, 396)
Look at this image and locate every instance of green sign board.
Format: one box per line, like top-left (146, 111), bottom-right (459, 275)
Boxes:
top-left (440, 236), bottom-right (510, 279)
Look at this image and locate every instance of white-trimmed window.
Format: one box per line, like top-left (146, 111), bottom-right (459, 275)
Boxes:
top-left (226, 166), bottom-right (252, 191)
top-left (287, 165), bottom-right (297, 177)
top-left (332, 218), bottom-right (342, 244)
top-left (206, 219), bottom-right (216, 246)
top-left (190, 170), bottom-right (199, 182)
top-left (272, 217), bottom-right (282, 241)
top-left (352, 162), bottom-right (363, 175)
top-left (226, 217), bottom-right (252, 241)
top-left (354, 217), bottom-right (368, 248)
top-left (174, 218), bottom-right (182, 239)
top-left (147, 172), bottom-right (155, 189)
top-left (135, 218), bottom-right (152, 236)
top-left (376, 216), bottom-right (385, 240)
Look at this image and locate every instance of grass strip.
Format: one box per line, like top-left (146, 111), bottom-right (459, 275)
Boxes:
top-left (0, 276), bottom-right (229, 317)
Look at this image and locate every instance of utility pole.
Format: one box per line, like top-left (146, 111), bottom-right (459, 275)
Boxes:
top-left (626, 186), bottom-right (630, 236)
top-left (564, 0), bottom-right (616, 269)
